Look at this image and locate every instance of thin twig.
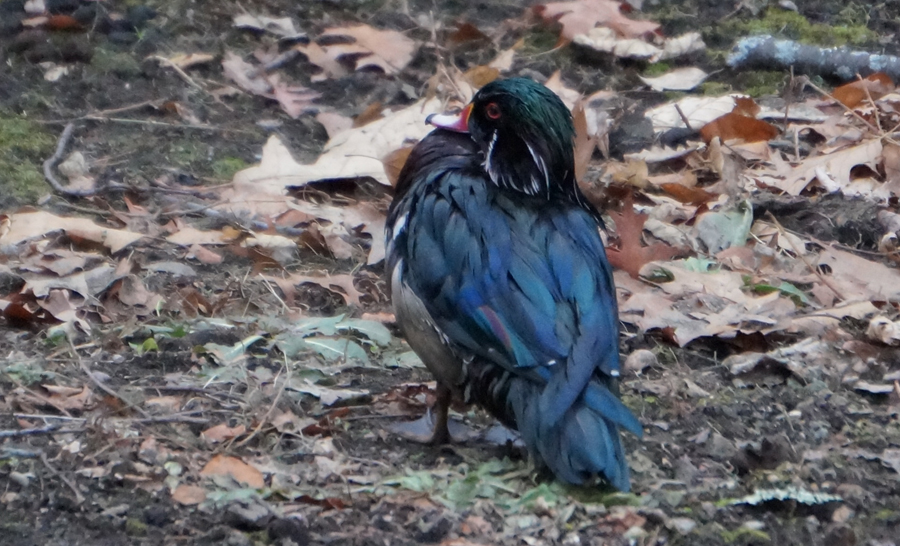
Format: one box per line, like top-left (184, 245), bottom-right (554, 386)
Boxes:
top-left (6, 376), bottom-right (74, 417)
top-left (0, 447), bottom-right (42, 458)
top-left (234, 357), bottom-right (290, 448)
top-left (70, 341), bottom-right (152, 419)
top-left (0, 424), bottom-right (82, 438)
top-left (764, 211), bottom-right (846, 301)
top-left (130, 414), bottom-right (210, 425)
top-left (259, 273), bottom-right (291, 313)
top-left (12, 413), bottom-right (85, 421)
top-left (81, 116), bottom-right (220, 131)
top-left (148, 55), bottom-right (205, 91)
top-left (803, 77), bottom-right (881, 135)
top-left (673, 103), bottom-right (694, 132)
top-left (41, 452), bottom-right (85, 505)
top-left (43, 122), bottom-right (97, 197)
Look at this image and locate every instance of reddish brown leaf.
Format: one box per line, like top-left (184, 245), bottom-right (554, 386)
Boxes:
top-left (832, 72), bottom-right (894, 108)
top-left (353, 101), bottom-right (384, 127)
top-left (606, 195), bottom-right (684, 278)
top-left (447, 22), bottom-right (489, 46)
top-left (46, 15), bottom-right (81, 31)
top-left (383, 146), bottom-right (414, 187)
top-left (699, 112), bottom-right (778, 143)
top-left (297, 494), bottom-right (346, 510)
top-left (732, 96), bottom-right (761, 117)
top-left (659, 182), bottom-right (716, 205)
top-left (201, 423), bottom-right (247, 443)
top-left (200, 455), bottom-right (265, 488)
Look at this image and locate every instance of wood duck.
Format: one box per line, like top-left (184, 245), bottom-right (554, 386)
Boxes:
top-left (385, 78), bottom-right (642, 490)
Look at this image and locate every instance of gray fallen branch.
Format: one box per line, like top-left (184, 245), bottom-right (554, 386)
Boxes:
top-left (728, 35), bottom-right (900, 82)
top-left (0, 424), bottom-right (84, 438)
top-left (43, 122), bottom-right (99, 197)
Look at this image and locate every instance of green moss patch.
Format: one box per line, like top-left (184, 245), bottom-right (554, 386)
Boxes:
top-left (0, 114), bottom-right (55, 206)
top-left (722, 8), bottom-right (877, 47)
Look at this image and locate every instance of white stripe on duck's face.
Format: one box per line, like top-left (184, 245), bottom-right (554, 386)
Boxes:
top-left (483, 130), bottom-right (499, 186)
top-left (482, 129), bottom-right (549, 197)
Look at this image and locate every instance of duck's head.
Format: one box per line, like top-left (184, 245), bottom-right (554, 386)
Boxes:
top-left (427, 77), bottom-right (577, 198)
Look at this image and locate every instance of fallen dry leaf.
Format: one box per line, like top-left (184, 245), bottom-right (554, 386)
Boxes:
top-left (639, 67), bottom-right (708, 92)
top-left (0, 211), bottom-right (143, 254)
top-left (316, 111), bottom-right (354, 138)
top-left (298, 25), bottom-right (416, 81)
top-left (201, 423), bottom-right (247, 443)
top-left (383, 146), bottom-right (415, 187)
top-left (544, 71), bottom-right (581, 109)
top-left (269, 273), bottom-right (363, 306)
top-left (832, 72), bottom-right (894, 108)
top-left (265, 73), bottom-right (320, 119)
top-left (221, 51), bottom-right (269, 95)
top-left (606, 196), bottom-right (684, 278)
top-left (700, 113), bottom-right (778, 143)
top-left (534, 0), bottom-right (660, 42)
top-left (164, 52), bottom-right (215, 69)
top-left (171, 484), bottom-right (207, 505)
top-left (233, 14), bottom-right (304, 39)
top-left (223, 98), bottom-right (441, 199)
top-left (200, 455), bottom-right (265, 488)
top-left (645, 95), bottom-right (747, 132)
top-left (758, 139), bottom-right (883, 195)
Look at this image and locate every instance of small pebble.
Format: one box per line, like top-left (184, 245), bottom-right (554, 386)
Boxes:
top-left (625, 349), bottom-right (658, 373)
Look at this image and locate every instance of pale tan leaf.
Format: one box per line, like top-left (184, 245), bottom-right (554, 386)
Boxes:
top-left (816, 245), bottom-right (900, 301)
top-left (164, 52), bottom-right (215, 69)
top-left (294, 42), bottom-right (350, 82)
top-left (221, 51), bottom-right (269, 96)
top-left (25, 264), bottom-right (118, 298)
top-left (317, 25), bottom-right (416, 75)
top-left (645, 95), bottom-right (747, 132)
top-left (0, 210), bottom-right (143, 253)
top-left (639, 67), bottom-right (708, 92)
top-left (657, 32), bottom-right (706, 61)
top-left (223, 98), bottom-right (442, 196)
top-left (764, 139), bottom-right (882, 195)
top-left (316, 111), bottom-right (354, 138)
top-left (171, 484), bottom-right (207, 505)
top-left (166, 227), bottom-right (230, 246)
top-left (574, 27), bottom-right (661, 59)
top-left (265, 73), bottom-right (320, 119)
top-left (233, 14), bottom-right (304, 39)
top-left (535, 0), bottom-right (659, 41)
top-left (488, 39), bottom-right (522, 71)
top-left (544, 71), bottom-right (581, 109)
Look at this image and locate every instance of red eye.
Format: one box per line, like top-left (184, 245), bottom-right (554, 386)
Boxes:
top-left (485, 102), bottom-right (501, 120)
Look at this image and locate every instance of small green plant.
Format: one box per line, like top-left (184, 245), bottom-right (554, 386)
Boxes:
top-left (129, 337), bottom-right (159, 356)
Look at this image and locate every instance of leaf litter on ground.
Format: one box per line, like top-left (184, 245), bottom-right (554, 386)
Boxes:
top-left (9, 3), bottom-right (900, 544)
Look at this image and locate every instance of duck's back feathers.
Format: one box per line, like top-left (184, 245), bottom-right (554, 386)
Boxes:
top-left (387, 129), bottom-right (640, 489)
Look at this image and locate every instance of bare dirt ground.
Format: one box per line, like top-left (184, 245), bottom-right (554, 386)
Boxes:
top-left (1, 0), bottom-right (900, 545)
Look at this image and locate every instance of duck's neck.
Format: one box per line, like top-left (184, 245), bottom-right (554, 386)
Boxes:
top-left (481, 129), bottom-right (576, 200)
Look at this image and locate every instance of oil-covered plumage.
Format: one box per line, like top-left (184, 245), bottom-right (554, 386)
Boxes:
top-left (386, 78), bottom-right (641, 490)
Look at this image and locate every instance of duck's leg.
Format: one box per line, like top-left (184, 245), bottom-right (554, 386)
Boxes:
top-left (389, 381), bottom-right (453, 444)
top-left (428, 381), bottom-right (452, 445)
